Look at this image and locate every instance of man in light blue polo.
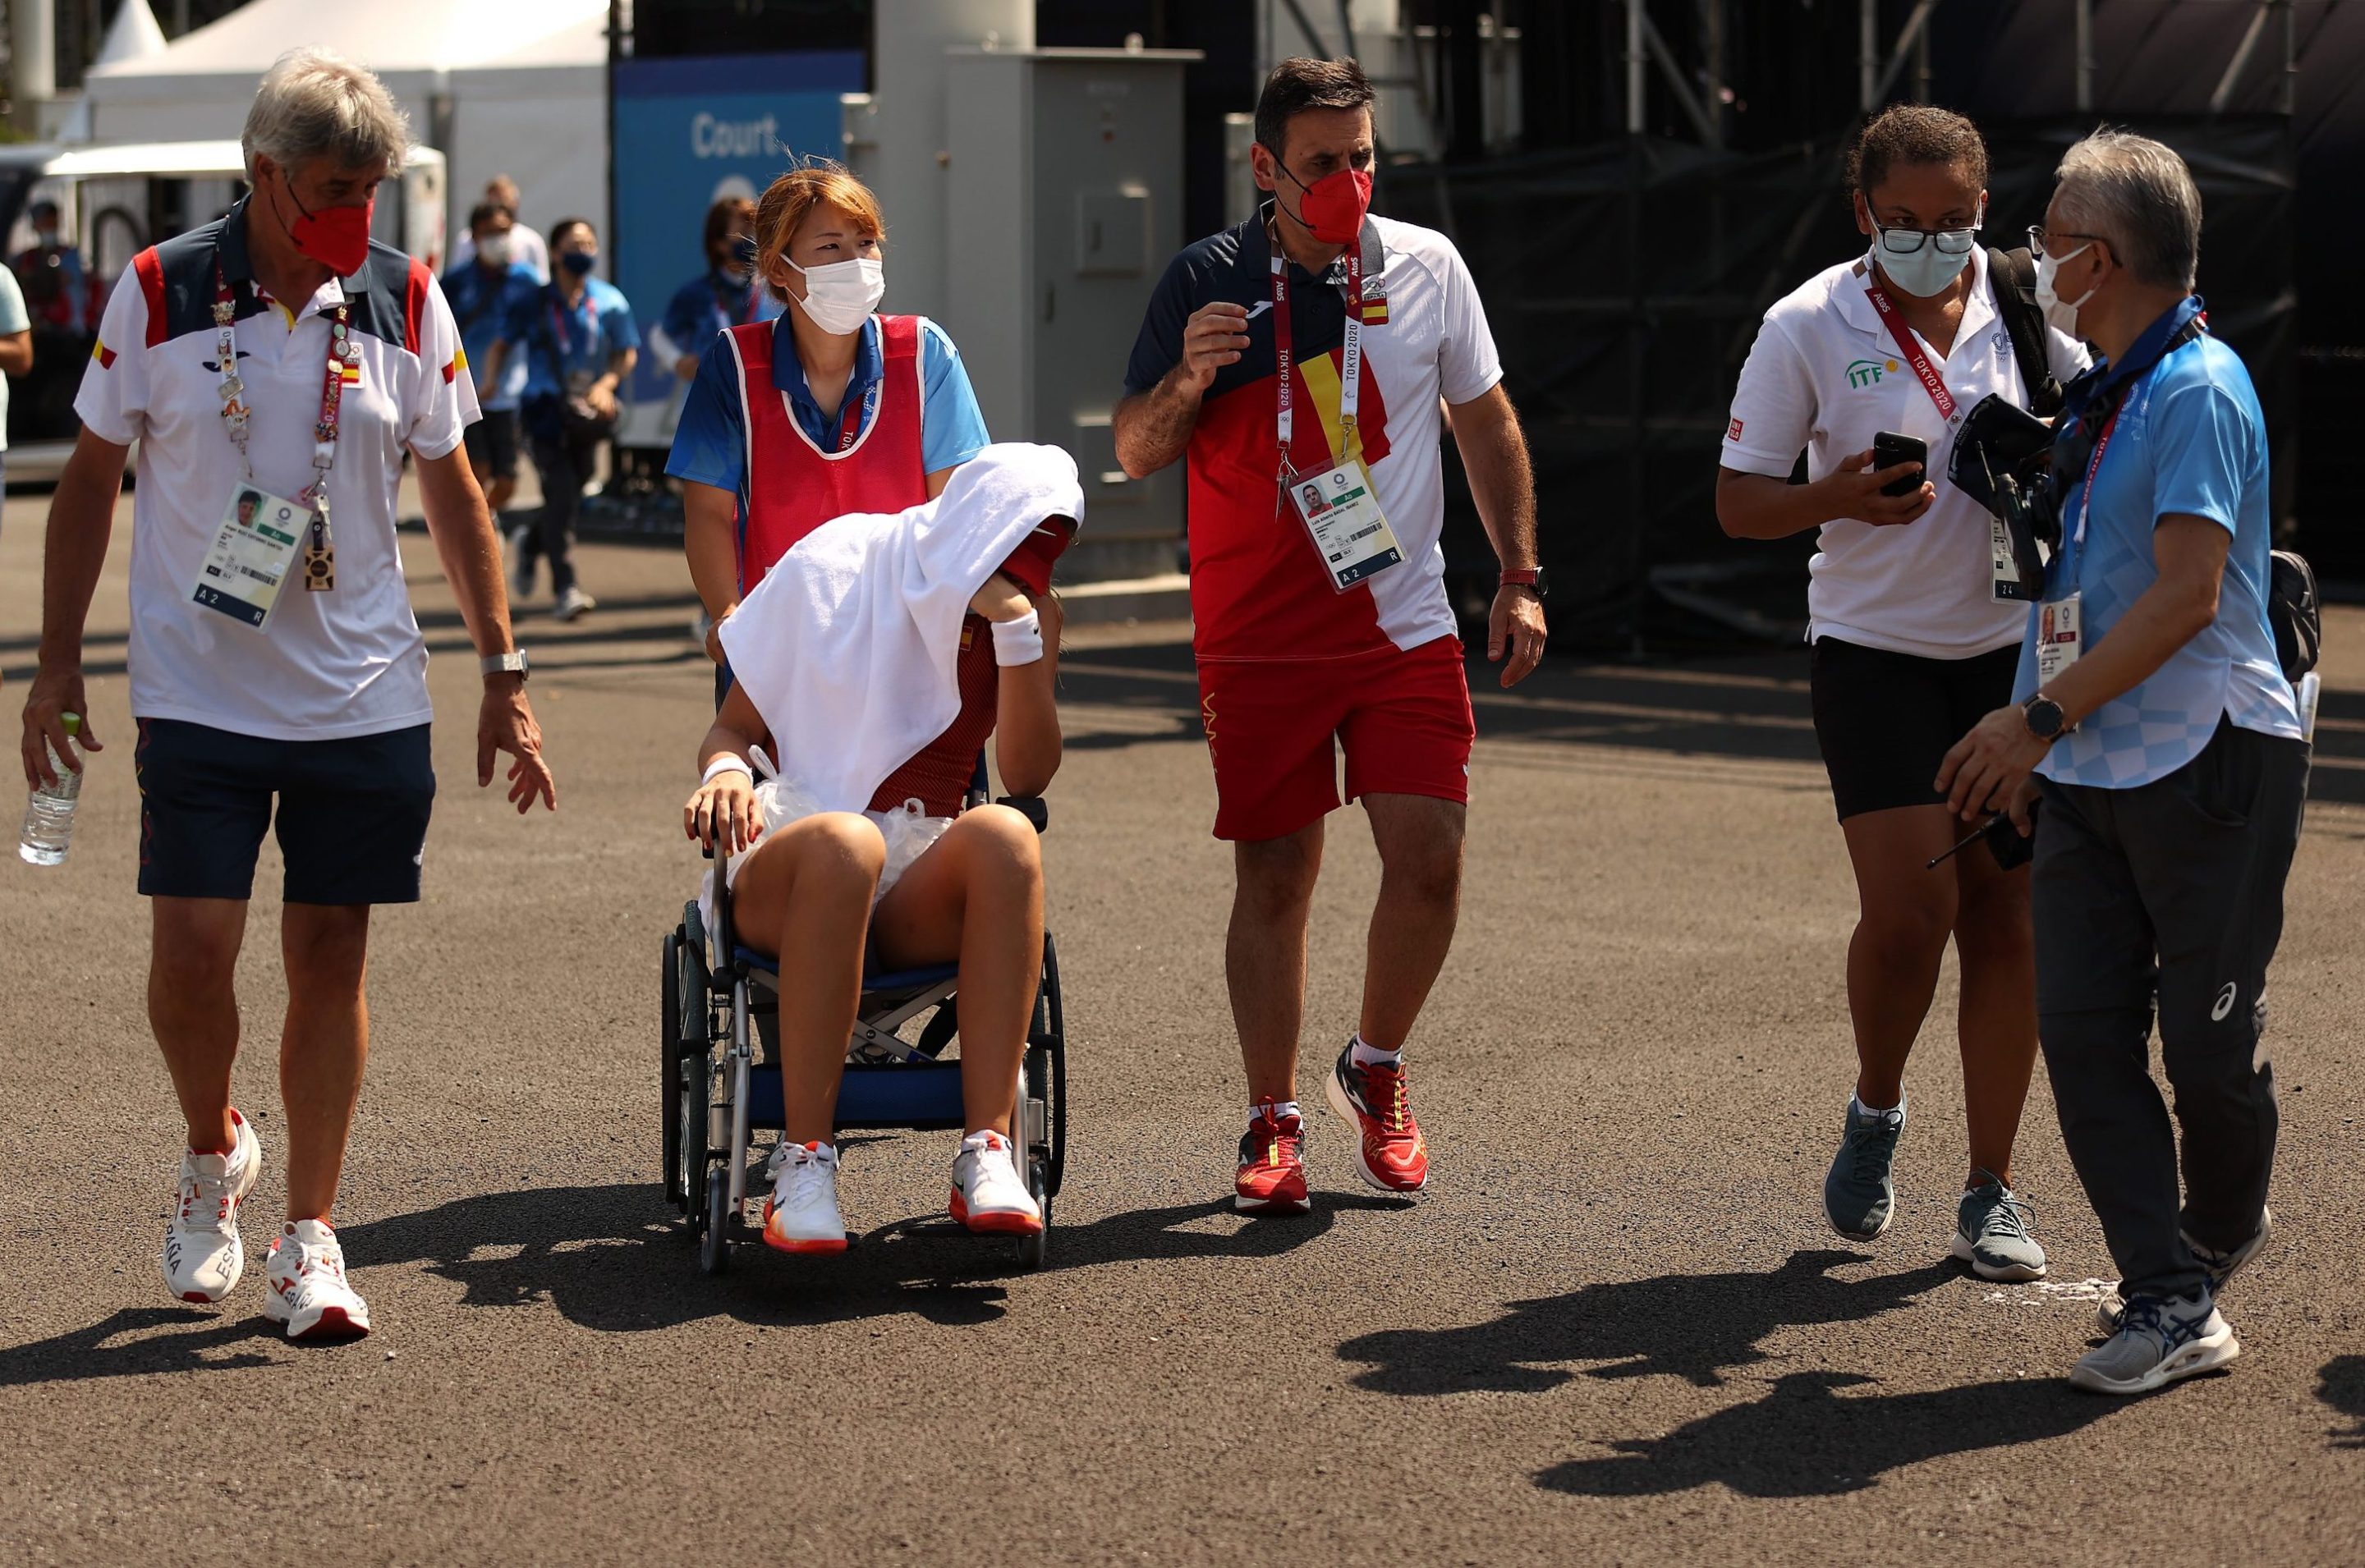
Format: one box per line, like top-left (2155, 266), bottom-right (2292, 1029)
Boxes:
top-left (1937, 130), bottom-right (2307, 1396)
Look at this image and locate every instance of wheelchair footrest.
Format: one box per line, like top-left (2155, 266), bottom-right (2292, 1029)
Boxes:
top-left (748, 1061), bottom-right (970, 1132)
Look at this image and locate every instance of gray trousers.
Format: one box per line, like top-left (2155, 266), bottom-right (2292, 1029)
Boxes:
top-left (2033, 716), bottom-right (2308, 1302)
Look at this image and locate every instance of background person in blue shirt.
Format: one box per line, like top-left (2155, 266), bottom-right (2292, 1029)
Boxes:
top-left (443, 202), bottom-right (541, 520)
top-left (491, 216), bottom-right (639, 621)
top-left (1937, 131), bottom-right (2308, 1398)
top-left (652, 196), bottom-right (780, 392)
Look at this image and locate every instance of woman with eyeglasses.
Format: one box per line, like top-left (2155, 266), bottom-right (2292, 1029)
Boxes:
top-left (1714, 105), bottom-right (2089, 1282)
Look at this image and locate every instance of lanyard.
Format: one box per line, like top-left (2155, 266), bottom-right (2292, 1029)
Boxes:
top-left (1863, 280), bottom-right (1958, 425)
top-left (549, 289), bottom-right (598, 363)
top-left (214, 258), bottom-right (352, 509)
top-left (1272, 239), bottom-right (1362, 476)
top-left (712, 272), bottom-right (760, 328)
top-left (2058, 401), bottom-right (2125, 582)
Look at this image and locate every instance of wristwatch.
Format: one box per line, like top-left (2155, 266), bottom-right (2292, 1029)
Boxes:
top-left (2022, 693), bottom-right (2066, 740)
top-left (481, 649), bottom-right (530, 682)
top-left (1501, 566), bottom-right (1549, 599)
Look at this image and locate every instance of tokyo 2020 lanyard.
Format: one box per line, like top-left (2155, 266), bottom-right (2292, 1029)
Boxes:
top-left (215, 256), bottom-right (352, 591)
top-left (1863, 277), bottom-right (1959, 427)
top-left (1271, 237), bottom-right (1364, 479)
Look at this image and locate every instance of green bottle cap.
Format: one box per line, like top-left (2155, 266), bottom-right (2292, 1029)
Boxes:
top-left (61, 713), bottom-right (81, 737)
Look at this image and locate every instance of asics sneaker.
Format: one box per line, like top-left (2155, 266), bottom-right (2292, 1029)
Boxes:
top-left (161, 1108), bottom-right (263, 1304)
top-left (948, 1130), bottom-right (1043, 1235)
top-left (555, 585), bottom-right (597, 622)
top-left (763, 1140), bottom-right (848, 1254)
top-left (1234, 1102), bottom-right (1311, 1215)
top-left (2097, 1207), bottom-right (2273, 1335)
top-left (1953, 1171), bottom-right (2047, 1281)
top-left (1823, 1100), bottom-right (1903, 1241)
top-left (262, 1219), bottom-right (372, 1341)
top-left (1325, 1044), bottom-right (1429, 1194)
top-left (2071, 1291), bottom-right (2238, 1396)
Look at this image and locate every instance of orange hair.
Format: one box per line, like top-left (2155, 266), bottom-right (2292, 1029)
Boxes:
top-left (754, 161), bottom-right (887, 305)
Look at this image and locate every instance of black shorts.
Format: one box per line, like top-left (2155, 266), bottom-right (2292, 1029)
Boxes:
top-left (135, 718), bottom-right (436, 904)
top-left (1809, 637), bottom-right (2021, 821)
top-left (463, 406), bottom-right (521, 481)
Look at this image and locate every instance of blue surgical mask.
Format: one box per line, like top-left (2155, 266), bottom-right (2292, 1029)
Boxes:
top-left (1870, 204), bottom-right (1982, 298)
top-left (560, 250), bottom-right (596, 277)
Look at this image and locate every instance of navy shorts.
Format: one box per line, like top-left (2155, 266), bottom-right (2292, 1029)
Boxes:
top-left (135, 718), bottom-right (436, 905)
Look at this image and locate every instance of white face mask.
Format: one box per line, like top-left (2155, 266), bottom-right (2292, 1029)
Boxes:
top-left (785, 254), bottom-right (884, 336)
top-left (1868, 200), bottom-right (1982, 298)
top-left (477, 234), bottom-right (511, 267)
top-left (2034, 243), bottom-right (2098, 337)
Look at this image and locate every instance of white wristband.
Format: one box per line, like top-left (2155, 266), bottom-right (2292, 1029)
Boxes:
top-left (991, 607), bottom-right (1045, 667)
top-left (700, 754), bottom-right (753, 786)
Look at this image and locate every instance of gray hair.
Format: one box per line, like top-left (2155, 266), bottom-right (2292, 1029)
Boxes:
top-left (241, 48), bottom-right (410, 181)
top-left (2052, 129), bottom-right (2202, 291)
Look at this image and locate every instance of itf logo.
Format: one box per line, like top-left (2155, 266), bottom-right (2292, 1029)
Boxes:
top-left (1846, 357), bottom-right (1902, 388)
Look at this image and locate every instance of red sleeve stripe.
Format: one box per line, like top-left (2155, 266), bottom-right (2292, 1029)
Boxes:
top-left (403, 258), bottom-right (430, 356)
top-left (133, 247), bottom-right (168, 348)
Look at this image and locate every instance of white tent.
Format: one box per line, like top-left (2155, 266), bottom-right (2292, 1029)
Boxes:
top-left (80, 0), bottom-right (608, 263)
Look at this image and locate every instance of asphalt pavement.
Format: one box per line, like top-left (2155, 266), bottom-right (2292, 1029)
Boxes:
top-left (3, 497), bottom-right (2363, 1566)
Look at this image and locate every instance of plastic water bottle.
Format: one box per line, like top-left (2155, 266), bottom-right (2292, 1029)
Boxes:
top-left (19, 713), bottom-right (83, 866)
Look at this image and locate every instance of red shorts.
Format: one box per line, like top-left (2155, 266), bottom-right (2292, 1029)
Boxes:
top-left (1196, 636), bottom-right (1476, 841)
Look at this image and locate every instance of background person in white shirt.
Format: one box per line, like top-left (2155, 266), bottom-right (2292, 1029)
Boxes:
top-left (1716, 106), bottom-right (2087, 1282)
top-left (450, 175), bottom-right (552, 284)
top-left (16, 48), bottom-right (555, 1343)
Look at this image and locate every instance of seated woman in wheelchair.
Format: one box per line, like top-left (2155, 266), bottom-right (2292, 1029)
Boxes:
top-left (683, 555), bottom-right (1063, 1254)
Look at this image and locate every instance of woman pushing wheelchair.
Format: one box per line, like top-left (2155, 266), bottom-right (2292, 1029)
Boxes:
top-left (666, 160), bottom-right (1078, 1254)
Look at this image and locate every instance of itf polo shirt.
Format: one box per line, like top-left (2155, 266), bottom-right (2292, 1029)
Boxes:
top-left (666, 312), bottom-right (990, 497)
top-left (2014, 309), bottom-right (2301, 788)
top-left (1124, 210), bottom-right (1502, 663)
top-left (1723, 247), bottom-right (2090, 660)
top-left (76, 201), bottom-right (479, 742)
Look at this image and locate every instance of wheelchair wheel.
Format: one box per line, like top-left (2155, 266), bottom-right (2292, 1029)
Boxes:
top-left (1015, 1156), bottom-right (1050, 1271)
top-left (680, 1050), bottom-right (710, 1234)
top-left (700, 1165), bottom-right (732, 1274)
top-left (662, 931), bottom-right (685, 1206)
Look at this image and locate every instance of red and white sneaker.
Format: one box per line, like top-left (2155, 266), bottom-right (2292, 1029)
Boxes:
top-left (763, 1140), bottom-right (849, 1254)
top-left (949, 1130), bottom-right (1043, 1235)
top-left (262, 1219), bottom-right (372, 1341)
top-left (161, 1108), bottom-right (264, 1304)
top-left (1234, 1101), bottom-right (1311, 1214)
top-left (1326, 1043), bottom-right (1429, 1194)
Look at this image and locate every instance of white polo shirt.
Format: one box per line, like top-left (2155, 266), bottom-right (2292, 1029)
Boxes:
top-left (1721, 247), bottom-right (2088, 660)
top-left (76, 201), bottom-right (478, 741)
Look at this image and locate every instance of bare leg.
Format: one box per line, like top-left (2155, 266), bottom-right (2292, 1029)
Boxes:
top-left (149, 896), bottom-right (249, 1155)
top-left (279, 904), bottom-right (372, 1222)
top-left (1952, 848), bottom-right (2039, 1188)
top-left (871, 805), bottom-right (1045, 1137)
top-left (728, 814), bottom-right (886, 1145)
top-left (1357, 794), bottom-right (1467, 1052)
top-left (1228, 819), bottom-right (1325, 1103)
top-left (1836, 805), bottom-right (1963, 1109)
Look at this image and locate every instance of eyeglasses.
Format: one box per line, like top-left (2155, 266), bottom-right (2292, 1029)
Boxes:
top-left (2027, 225), bottom-right (2110, 261)
top-left (1872, 222), bottom-right (1980, 256)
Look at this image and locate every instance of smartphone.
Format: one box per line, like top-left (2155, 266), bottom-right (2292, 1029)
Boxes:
top-left (1871, 431), bottom-right (1929, 498)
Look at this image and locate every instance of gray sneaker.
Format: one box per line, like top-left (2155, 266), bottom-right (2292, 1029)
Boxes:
top-left (2070, 1291), bottom-right (2239, 1396)
top-left (1823, 1102), bottom-right (1903, 1241)
top-left (2096, 1206), bottom-right (2272, 1334)
top-left (1952, 1171), bottom-right (2047, 1281)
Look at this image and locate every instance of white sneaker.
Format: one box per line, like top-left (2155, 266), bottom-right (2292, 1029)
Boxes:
top-left (161, 1109), bottom-right (264, 1304)
top-left (763, 1141), bottom-right (847, 1254)
top-left (554, 585), bottom-right (596, 622)
top-left (261, 1219), bottom-right (372, 1341)
top-left (949, 1130), bottom-right (1042, 1236)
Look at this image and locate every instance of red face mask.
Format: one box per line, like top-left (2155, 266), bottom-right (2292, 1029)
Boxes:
top-left (1272, 153), bottom-right (1372, 246)
top-left (275, 174), bottom-right (374, 276)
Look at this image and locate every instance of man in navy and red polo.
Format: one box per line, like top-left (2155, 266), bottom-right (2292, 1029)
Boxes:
top-left (1115, 56), bottom-right (1546, 1215)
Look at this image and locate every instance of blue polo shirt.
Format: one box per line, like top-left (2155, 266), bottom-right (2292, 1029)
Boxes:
top-left (665, 312), bottom-right (991, 500)
top-left (440, 258), bottom-right (540, 411)
top-left (2015, 297), bottom-right (2302, 788)
top-left (659, 268), bottom-right (781, 363)
top-left (503, 277), bottom-right (640, 403)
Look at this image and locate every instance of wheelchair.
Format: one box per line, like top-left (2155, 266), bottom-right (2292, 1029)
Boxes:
top-left (659, 763), bottom-right (1068, 1274)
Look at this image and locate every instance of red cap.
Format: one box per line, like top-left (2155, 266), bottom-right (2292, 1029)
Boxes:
top-left (995, 516), bottom-right (1077, 599)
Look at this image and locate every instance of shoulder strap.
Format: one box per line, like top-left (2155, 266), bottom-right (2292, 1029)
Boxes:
top-left (727, 318), bottom-right (774, 373)
top-left (879, 314), bottom-right (921, 361)
top-left (1987, 246), bottom-right (2062, 419)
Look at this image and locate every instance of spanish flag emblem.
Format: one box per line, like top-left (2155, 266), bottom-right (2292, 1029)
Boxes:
top-left (92, 340), bottom-right (117, 369)
top-left (1358, 296), bottom-right (1389, 326)
top-left (445, 346), bottom-right (467, 384)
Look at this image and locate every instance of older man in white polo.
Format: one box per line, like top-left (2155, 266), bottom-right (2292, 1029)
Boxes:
top-left (19, 48), bottom-right (554, 1341)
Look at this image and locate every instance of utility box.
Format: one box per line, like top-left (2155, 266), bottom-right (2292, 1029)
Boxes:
top-left (946, 45), bottom-right (1199, 575)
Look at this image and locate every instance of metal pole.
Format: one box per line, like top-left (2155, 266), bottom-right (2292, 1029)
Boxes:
top-left (1702, 0), bottom-right (1724, 149)
top-left (2282, 0), bottom-right (2298, 116)
top-left (1626, 0), bottom-right (1646, 135)
top-left (1859, 0), bottom-right (1876, 112)
top-left (1914, 11), bottom-right (1931, 103)
top-left (2210, 1), bottom-right (2273, 116)
top-left (2075, 0), bottom-right (2094, 113)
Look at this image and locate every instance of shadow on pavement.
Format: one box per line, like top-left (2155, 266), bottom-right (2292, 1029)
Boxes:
top-left (2318, 1355), bottom-right (2365, 1447)
top-left (1336, 1248), bottom-right (1955, 1391)
top-left (0, 1307), bottom-right (283, 1386)
top-left (1537, 1369), bottom-right (2119, 1497)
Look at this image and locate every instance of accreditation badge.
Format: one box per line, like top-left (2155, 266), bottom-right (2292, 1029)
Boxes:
top-left (191, 484), bottom-right (307, 630)
top-left (2036, 593), bottom-right (2082, 687)
top-left (1287, 460), bottom-right (1403, 592)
